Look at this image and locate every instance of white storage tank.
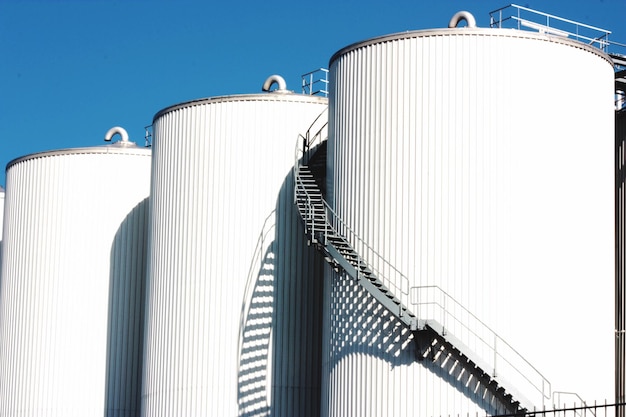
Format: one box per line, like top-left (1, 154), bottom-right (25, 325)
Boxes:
top-left (142, 77), bottom-right (327, 417)
top-left (0, 129), bottom-right (151, 417)
top-left (323, 13), bottom-right (615, 417)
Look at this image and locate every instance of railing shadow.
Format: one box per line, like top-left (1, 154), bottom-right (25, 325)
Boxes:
top-left (327, 270), bottom-right (508, 415)
top-left (327, 271), bottom-right (415, 368)
top-left (237, 241), bottom-right (276, 417)
top-left (411, 285), bottom-right (550, 408)
top-left (236, 167), bottom-right (326, 417)
top-left (105, 197), bottom-right (149, 417)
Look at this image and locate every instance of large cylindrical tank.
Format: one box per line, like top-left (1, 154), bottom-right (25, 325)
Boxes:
top-left (323, 22), bottom-right (615, 417)
top-left (143, 82), bottom-right (327, 417)
top-left (0, 138), bottom-right (151, 417)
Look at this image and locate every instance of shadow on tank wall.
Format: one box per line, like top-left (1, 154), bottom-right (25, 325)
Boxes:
top-left (237, 217), bottom-right (275, 417)
top-left (105, 198), bottom-right (149, 417)
top-left (236, 168), bottom-right (326, 417)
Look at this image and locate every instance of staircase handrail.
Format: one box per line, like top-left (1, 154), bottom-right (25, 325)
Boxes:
top-left (411, 284), bottom-right (551, 403)
top-left (552, 391), bottom-right (597, 417)
top-left (320, 199), bottom-right (411, 307)
top-left (295, 107), bottom-right (329, 169)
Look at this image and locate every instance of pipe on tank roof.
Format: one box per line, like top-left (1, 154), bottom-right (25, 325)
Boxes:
top-left (448, 11), bottom-right (477, 28)
top-left (104, 126), bottom-right (135, 147)
top-left (262, 75), bottom-right (289, 93)
top-left (104, 126), bottom-right (129, 143)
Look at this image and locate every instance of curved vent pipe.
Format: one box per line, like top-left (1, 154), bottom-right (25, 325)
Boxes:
top-left (449, 11), bottom-right (477, 28)
top-left (262, 75), bottom-right (290, 94)
top-left (104, 126), bottom-right (136, 147)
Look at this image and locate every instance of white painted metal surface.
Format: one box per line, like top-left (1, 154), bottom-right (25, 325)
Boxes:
top-left (0, 144), bottom-right (151, 417)
top-left (323, 27), bottom-right (615, 416)
top-left (143, 90), bottom-right (327, 417)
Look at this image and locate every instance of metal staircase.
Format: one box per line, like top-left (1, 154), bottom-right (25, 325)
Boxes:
top-left (296, 163), bottom-right (417, 329)
top-left (293, 110), bottom-right (554, 414)
top-left (416, 324), bottom-right (523, 413)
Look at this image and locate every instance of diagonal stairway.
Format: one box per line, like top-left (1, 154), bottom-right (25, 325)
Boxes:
top-left (296, 163), bottom-right (417, 328)
top-left (295, 136), bottom-right (542, 415)
top-left (416, 324), bottom-right (523, 414)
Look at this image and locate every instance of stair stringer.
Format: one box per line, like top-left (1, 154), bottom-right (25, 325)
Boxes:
top-left (416, 321), bottom-right (532, 414)
top-left (325, 244), bottom-right (413, 329)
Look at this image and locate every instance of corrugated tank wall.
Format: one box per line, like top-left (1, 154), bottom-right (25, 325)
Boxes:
top-left (323, 27), bottom-right (615, 417)
top-left (143, 91), bottom-right (327, 417)
top-left (0, 145), bottom-right (151, 417)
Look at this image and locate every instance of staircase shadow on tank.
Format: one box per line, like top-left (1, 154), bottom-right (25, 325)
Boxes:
top-left (303, 142), bottom-right (517, 415)
top-left (236, 168), bottom-right (326, 417)
top-left (237, 242), bottom-right (275, 417)
top-left (323, 233), bottom-right (513, 415)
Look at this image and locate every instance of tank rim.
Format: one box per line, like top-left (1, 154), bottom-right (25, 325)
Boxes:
top-left (329, 27), bottom-right (613, 67)
top-left (153, 93), bottom-right (328, 123)
top-left (6, 145), bottom-right (151, 171)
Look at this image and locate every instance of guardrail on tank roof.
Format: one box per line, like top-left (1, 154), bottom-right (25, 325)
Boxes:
top-left (489, 4), bottom-right (612, 52)
top-left (301, 68), bottom-right (329, 97)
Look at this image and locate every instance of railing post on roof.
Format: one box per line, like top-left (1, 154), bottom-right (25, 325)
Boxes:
top-left (301, 68), bottom-right (329, 97)
top-left (144, 125), bottom-right (153, 147)
top-left (489, 4), bottom-right (614, 53)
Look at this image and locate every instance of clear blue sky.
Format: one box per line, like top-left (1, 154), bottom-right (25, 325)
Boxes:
top-left (1, 0), bottom-right (624, 188)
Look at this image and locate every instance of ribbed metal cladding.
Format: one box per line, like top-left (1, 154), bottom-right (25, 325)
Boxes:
top-left (0, 146), bottom-right (151, 417)
top-left (324, 28), bottom-right (615, 416)
top-left (143, 93), bottom-right (327, 417)
top-left (617, 108), bottom-right (626, 412)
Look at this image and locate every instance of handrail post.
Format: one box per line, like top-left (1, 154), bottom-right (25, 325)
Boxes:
top-left (493, 335), bottom-right (498, 377)
top-left (442, 291), bottom-right (447, 335)
top-left (309, 197), bottom-right (314, 237)
top-left (324, 205), bottom-right (328, 246)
